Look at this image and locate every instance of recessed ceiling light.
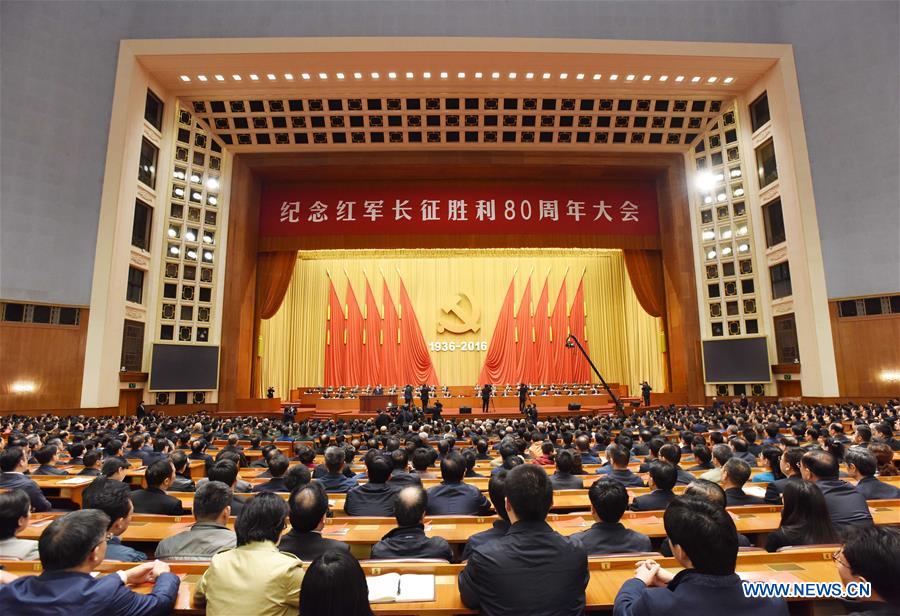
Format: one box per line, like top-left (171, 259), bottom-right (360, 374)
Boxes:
top-left (197, 75), bottom-right (208, 82)
top-left (388, 72), bottom-right (397, 79)
top-left (559, 73), bottom-right (568, 79)
top-left (267, 74), bottom-right (277, 80)
top-left (180, 75), bottom-right (191, 82)
top-left (249, 74), bottom-right (259, 81)
top-left (458, 72), bottom-right (466, 78)
top-left (542, 72), bottom-right (551, 79)
top-left (423, 72), bottom-right (431, 79)
top-left (206, 177), bottom-right (219, 190)
top-left (592, 73), bottom-right (601, 80)
top-left (659, 75), bottom-right (668, 82)
top-left (301, 73), bottom-right (311, 80)
top-left (691, 76), bottom-right (701, 83)
top-left (508, 72), bottom-right (517, 79)
top-left (371, 72), bottom-right (380, 79)
top-left (406, 71), bottom-right (414, 79)
top-left (576, 73), bottom-right (585, 80)
top-left (491, 71), bottom-right (500, 79)
top-left (214, 74), bottom-right (225, 81)
top-left (283, 73), bottom-right (293, 80)
top-left (625, 74), bottom-right (635, 81)
top-left (232, 74), bottom-right (241, 81)
top-left (474, 72), bottom-right (483, 79)
top-left (642, 75), bottom-right (652, 81)
top-left (674, 75), bottom-right (685, 82)
top-left (353, 72), bottom-right (362, 79)
top-left (707, 76), bottom-right (718, 83)
top-left (318, 72), bottom-right (328, 80)
top-left (440, 71), bottom-right (448, 79)
top-left (609, 74), bottom-right (618, 81)
top-left (695, 171), bottom-right (716, 192)
top-left (336, 72), bottom-right (345, 80)
top-left (723, 77), bottom-right (734, 84)
top-left (525, 72), bottom-right (534, 79)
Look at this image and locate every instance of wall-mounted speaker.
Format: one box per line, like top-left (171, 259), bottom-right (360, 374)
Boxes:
top-left (567, 403), bottom-right (581, 410)
top-left (459, 406), bottom-right (472, 414)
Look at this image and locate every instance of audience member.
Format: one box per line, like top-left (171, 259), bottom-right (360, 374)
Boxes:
top-left (344, 453), bottom-right (397, 516)
top-left (845, 447), bottom-right (900, 500)
top-left (371, 486), bottom-right (453, 560)
top-left (299, 550), bottom-right (374, 616)
top-left (130, 459), bottom-right (188, 515)
top-left (34, 445), bottom-right (69, 475)
top-left (252, 453), bottom-right (291, 493)
top-left (0, 446), bottom-right (52, 512)
top-left (426, 452), bottom-right (491, 515)
top-left (763, 447), bottom-right (805, 504)
top-left (549, 449), bottom-right (585, 490)
top-left (835, 525), bottom-right (900, 615)
top-left (603, 444), bottom-right (645, 487)
top-left (316, 447), bottom-right (359, 493)
top-left (279, 482), bottom-right (350, 561)
top-left (386, 448), bottom-right (422, 489)
top-left (764, 479), bottom-right (839, 552)
top-left (169, 451), bottom-right (196, 492)
top-left (699, 443), bottom-right (732, 483)
top-left (77, 451), bottom-right (101, 476)
top-left (207, 459), bottom-right (247, 515)
top-left (100, 457), bottom-right (130, 481)
top-left (0, 490), bottom-right (39, 560)
top-left (461, 470), bottom-right (511, 561)
top-left (631, 462), bottom-right (677, 511)
top-left (800, 450), bottom-right (873, 530)
top-left (721, 458), bottom-right (765, 506)
top-left (82, 477), bottom-right (146, 562)
top-left (571, 479), bottom-right (651, 555)
top-left (155, 481), bottom-right (236, 560)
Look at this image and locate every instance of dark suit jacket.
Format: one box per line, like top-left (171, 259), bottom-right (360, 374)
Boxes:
top-left (169, 474), bottom-right (195, 492)
top-left (459, 520), bottom-right (589, 616)
top-left (34, 464), bottom-right (68, 476)
top-left (344, 482), bottom-right (398, 516)
top-left (252, 477), bottom-right (290, 493)
top-left (387, 470), bottom-right (423, 489)
top-left (570, 521), bottom-right (652, 555)
top-left (278, 529), bottom-right (351, 562)
top-left (130, 487), bottom-right (187, 515)
top-left (606, 469), bottom-right (645, 488)
top-left (461, 519), bottom-right (510, 561)
top-left (315, 472), bottom-right (359, 493)
top-left (370, 525), bottom-right (453, 561)
top-left (855, 476), bottom-right (900, 500)
top-left (764, 475), bottom-right (802, 504)
top-left (426, 482), bottom-right (491, 515)
top-left (674, 467), bottom-right (695, 486)
top-left (630, 489), bottom-right (675, 512)
top-left (613, 569), bottom-right (788, 616)
top-left (816, 479), bottom-right (874, 530)
top-left (0, 569), bottom-right (180, 616)
top-left (126, 450), bottom-right (150, 464)
top-left (78, 467), bottom-right (102, 476)
top-left (550, 471), bottom-right (585, 490)
top-left (725, 487), bottom-right (765, 507)
top-left (0, 472), bottom-right (51, 512)
top-left (229, 495), bottom-right (246, 517)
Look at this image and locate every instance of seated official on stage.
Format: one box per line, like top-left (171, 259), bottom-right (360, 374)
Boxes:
top-left (370, 486), bottom-right (453, 561)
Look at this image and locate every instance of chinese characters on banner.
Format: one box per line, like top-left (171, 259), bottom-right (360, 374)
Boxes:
top-left (260, 181), bottom-right (659, 236)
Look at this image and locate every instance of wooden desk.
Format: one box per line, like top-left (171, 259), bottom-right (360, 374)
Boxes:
top-left (30, 475), bottom-right (95, 507)
top-left (360, 394), bottom-right (398, 413)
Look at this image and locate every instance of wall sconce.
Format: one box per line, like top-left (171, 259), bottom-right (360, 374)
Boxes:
top-left (11, 381), bottom-right (36, 393)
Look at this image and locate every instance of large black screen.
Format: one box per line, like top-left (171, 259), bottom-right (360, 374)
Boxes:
top-left (149, 344), bottom-right (219, 391)
top-left (702, 337), bottom-right (771, 383)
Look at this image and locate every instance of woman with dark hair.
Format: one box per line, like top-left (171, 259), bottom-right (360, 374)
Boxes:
top-left (752, 445), bottom-right (786, 483)
top-left (765, 479), bottom-right (839, 552)
top-left (300, 550), bottom-right (373, 616)
top-left (194, 493), bottom-right (303, 616)
top-left (868, 442), bottom-right (899, 477)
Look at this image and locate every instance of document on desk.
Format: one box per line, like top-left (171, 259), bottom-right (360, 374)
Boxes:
top-left (367, 573), bottom-right (436, 603)
top-left (54, 476), bottom-right (94, 485)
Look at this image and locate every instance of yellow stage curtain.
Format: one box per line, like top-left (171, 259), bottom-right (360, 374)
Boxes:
top-left (259, 249), bottom-right (665, 397)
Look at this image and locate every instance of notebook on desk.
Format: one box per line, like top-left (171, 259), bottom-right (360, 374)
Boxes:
top-left (54, 476), bottom-right (94, 486)
top-left (367, 573), bottom-right (435, 603)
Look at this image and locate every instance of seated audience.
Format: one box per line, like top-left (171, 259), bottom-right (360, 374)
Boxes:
top-left (800, 450), bottom-right (873, 530)
top-left (82, 477), bottom-right (146, 562)
top-left (868, 442), bottom-right (899, 477)
top-left (169, 451), bottom-right (196, 492)
top-left (77, 451), bottom-right (102, 476)
top-left (721, 458), bottom-right (765, 506)
top-left (316, 446), bottom-right (359, 493)
top-left (602, 444), bottom-right (645, 488)
top-left (252, 453), bottom-right (291, 493)
top-left (763, 447), bottom-right (804, 504)
top-left (835, 525), bottom-right (900, 615)
top-left (0, 446), bottom-right (52, 512)
top-left (189, 439), bottom-right (215, 472)
top-left (458, 464), bottom-right (589, 616)
top-left (0, 490), bottom-right (39, 560)
top-left (344, 452), bottom-right (397, 516)
top-left (631, 462), bottom-right (677, 511)
top-left (657, 444), bottom-right (694, 485)
top-left (764, 479), bottom-right (839, 552)
top-left (461, 470), bottom-right (511, 561)
top-left (386, 448), bottom-right (422, 489)
top-left (130, 459), bottom-right (188, 515)
top-left (299, 550), bottom-right (373, 616)
top-left (845, 447), bottom-right (900, 500)
top-left (729, 437), bottom-right (756, 465)
top-left (549, 449), bottom-right (585, 490)
top-left (34, 445), bottom-right (69, 475)
top-left (613, 497), bottom-right (788, 615)
top-left (699, 443), bottom-right (732, 483)
top-left (576, 435), bottom-right (601, 464)
top-left (531, 441), bottom-right (556, 466)
top-left (207, 459), bottom-right (247, 516)
top-left (411, 447), bottom-right (439, 479)
top-left (752, 445), bottom-right (785, 483)
top-left (279, 483), bottom-right (350, 561)
top-left (371, 486), bottom-right (453, 561)
top-left (100, 457), bottom-right (130, 481)
top-left (658, 480), bottom-right (753, 556)
top-left (0, 510), bottom-right (179, 614)
top-left (155, 481), bottom-right (236, 561)
top-left (687, 444), bottom-right (713, 471)
top-left (426, 452), bottom-right (491, 515)
top-left (571, 479), bottom-right (651, 555)
top-left (195, 493), bottom-right (303, 616)
top-left (284, 463), bottom-right (312, 492)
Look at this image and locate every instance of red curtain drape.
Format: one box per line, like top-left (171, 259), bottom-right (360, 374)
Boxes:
top-left (569, 277), bottom-right (590, 384)
top-left (324, 280), bottom-right (347, 387)
top-left (363, 280), bottom-right (382, 387)
top-left (381, 281), bottom-right (401, 387)
top-left (398, 280), bottom-right (440, 385)
top-left (255, 252), bottom-right (297, 319)
top-left (344, 282), bottom-right (366, 386)
top-left (623, 249), bottom-right (665, 318)
top-left (514, 278), bottom-right (533, 383)
top-left (478, 278), bottom-right (517, 385)
top-left (549, 279), bottom-right (568, 384)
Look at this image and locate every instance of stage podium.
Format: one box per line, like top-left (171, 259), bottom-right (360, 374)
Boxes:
top-left (359, 394), bottom-right (397, 413)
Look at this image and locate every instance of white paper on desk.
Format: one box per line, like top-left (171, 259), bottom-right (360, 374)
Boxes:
top-left (55, 477), bottom-right (94, 485)
top-left (367, 573), bottom-right (435, 603)
top-left (744, 486), bottom-right (767, 499)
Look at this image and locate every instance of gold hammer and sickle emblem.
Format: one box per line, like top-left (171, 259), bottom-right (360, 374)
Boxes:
top-left (438, 293), bottom-right (481, 334)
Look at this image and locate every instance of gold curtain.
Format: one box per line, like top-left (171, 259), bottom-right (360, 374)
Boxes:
top-left (259, 249), bottom-right (665, 397)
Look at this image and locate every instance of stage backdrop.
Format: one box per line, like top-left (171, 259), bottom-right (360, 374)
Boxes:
top-left (259, 248), bottom-right (664, 397)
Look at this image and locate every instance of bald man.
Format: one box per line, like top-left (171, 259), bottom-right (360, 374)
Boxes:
top-left (370, 487), bottom-right (453, 561)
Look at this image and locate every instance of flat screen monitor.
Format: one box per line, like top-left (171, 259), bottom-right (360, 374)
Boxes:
top-left (149, 344), bottom-right (219, 391)
top-left (702, 337), bottom-right (771, 383)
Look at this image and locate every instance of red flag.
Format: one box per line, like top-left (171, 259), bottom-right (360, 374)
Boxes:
top-left (344, 281), bottom-right (366, 386)
top-left (568, 276), bottom-right (590, 384)
top-left (381, 280), bottom-right (401, 386)
top-left (514, 278), bottom-right (533, 383)
top-left (533, 278), bottom-right (551, 384)
top-left (324, 279), bottom-right (347, 387)
top-left (478, 277), bottom-right (516, 385)
top-left (398, 278), bottom-right (439, 386)
top-left (549, 278), bottom-right (569, 383)
top-left (363, 279), bottom-right (382, 387)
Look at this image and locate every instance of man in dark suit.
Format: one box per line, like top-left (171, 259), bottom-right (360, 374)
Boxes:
top-left (252, 453), bottom-right (291, 493)
top-left (846, 447), bottom-right (900, 500)
top-left (370, 486), bottom-right (453, 560)
top-left (549, 449), bottom-right (585, 490)
top-left (419, 384), bottom-right (430, 412)
top-left (207, 460), bottom-right (246, 516)
top-left (764, 447), bottom-right (804, 504)
top-left (188, 439), bottom-right (215, 473)
top-left (216, 434), bottom-right (249, 468)
top-left (77, 451), bottom-right (102, 477)
top-left (479, 384), bottom-right (492, 414)
top-left (278, 483), bottom-right (351, 562)
top-left (461, 471), bottom-right (511, 561)
top-left (316, 446), bottom-right (359, 493)
top-left (575, 436), bottom-right (601, 465)
top-left (345, 454), bottom-right (397, 516)
top-left (169, 452), bottom-right (196, 492)
top-left (613, 497), bottom-right (788, 615)
top-left (631, 462), bottom-right (677, 512)
top-left (721, 458), bottom-right (765, 506)
top-left (372, 384), bottom-right (384, 395)
top-left (729, 438), bottom-right (757, 465)
top-left (603, 444), bottom-right (645, 488)
top-left (124, 435), bottom-right (149, 465)
top-left (0, 509), bottom-right (180, 613)
top-left (657, 444), bottom-right (695, 486)
top-left (459, 464), bottom-right (589, 615)
top-left (130, 459), bottom-right (188, 515)
top-left (572, 478), bottom-right (652, 555)
top-left (801, 450), bottom-right (873, 530)
top-left (386, 449), bottom-right (422, 490)
top-left (517, 383), bottom-right (528, 414)
top-left (403, 384), bottom-right (414, 409)
top-left (426, 452), bottom-right (491, 515)
top-left (33, 445), bottom-right (69, 475)
top-left (0, 446), bottom-right (51, 512)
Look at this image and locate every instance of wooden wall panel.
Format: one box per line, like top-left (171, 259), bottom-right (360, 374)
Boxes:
top-left (0, 311), bottom-right (90, 412)
top-left (830, 303), bottom-right (900, 397)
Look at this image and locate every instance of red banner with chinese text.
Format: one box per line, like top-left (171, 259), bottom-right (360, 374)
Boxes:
top-left (259, 181), bottom-right (658, 236)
